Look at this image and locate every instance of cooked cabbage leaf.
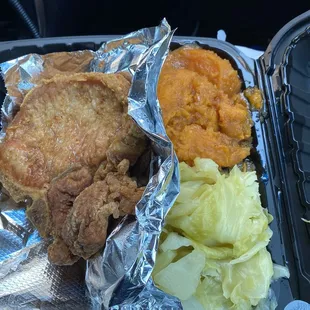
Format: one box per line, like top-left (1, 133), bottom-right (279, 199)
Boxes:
top-left (181, 296), bottom-right (205, 310)
top-left (154, 249), bottom-right (206, 300)
top-left (221, 248), bottom-right (273, 307)
top-left (195, 277), bottom-right (234, 310)
top-left (153, 158), bottom-right (289, 310)
top-left (166, 160), bottom-right (272, 260)
top-left (272, 264), bottom-right (290, 281)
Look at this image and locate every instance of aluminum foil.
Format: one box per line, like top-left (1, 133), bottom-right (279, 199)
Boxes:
top-left (0, 19), bottom-right (181, 309)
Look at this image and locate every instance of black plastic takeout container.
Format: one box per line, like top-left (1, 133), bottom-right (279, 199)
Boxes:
top-left (1, 10), bottom-right (310, 308)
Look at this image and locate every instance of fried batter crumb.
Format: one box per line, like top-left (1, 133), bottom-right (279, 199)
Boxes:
top-left (0, 72), bottom-right (147, 265)
top-left (61, 159), bottom-right (144, 262)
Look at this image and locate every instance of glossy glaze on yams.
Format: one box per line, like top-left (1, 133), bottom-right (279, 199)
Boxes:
top-left (158, 46), bottom-right (252, 167)
top-left (162, 46), bottom-right (242, 98)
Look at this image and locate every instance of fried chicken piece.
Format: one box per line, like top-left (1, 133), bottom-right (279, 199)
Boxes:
top-left (26, 166), bottom-right (93, 263)
top-left (163, 46), bottom-right (241, 97)
top-left (94, 157), bottom-right (130, 182)
top-left (48, 237), bottom-right (79, 266)
top-left (47, 167), bottom-right (93, 237)
top-left (26, 198), bottom-right (50, 238)
top-left (158, 67), bottom-right (251, 167)
top-left (59, 160), bottom-right (144, 262)
top-left (27, 167), bottom-right (92, 239)
top-left (37, 159), bottom-right (144, 265)
top-left (0, 72), bottom-right (145, 201)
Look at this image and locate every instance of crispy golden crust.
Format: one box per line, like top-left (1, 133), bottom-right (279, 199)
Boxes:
top-left (61, 160), bottom-right (144, 262)
top-left (26, 198), bottom-right (50, 238)
top-left (0, 72), bottom-right (148, 266)
top-left (47, 166), bottom-right (93, 237)
top-left (4, 51), bottom-right (94, 107)
top-left (45, 159), bottom-right (144, 265)
top-left (48, 237), bottom-right (79, 266)
top-left (0, 72), bottom-right (130, 200)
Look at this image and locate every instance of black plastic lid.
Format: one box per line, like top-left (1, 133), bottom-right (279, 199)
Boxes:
top-left (259, 10), bottom-right (310, 302)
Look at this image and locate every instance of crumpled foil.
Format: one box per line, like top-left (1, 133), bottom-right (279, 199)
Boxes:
top-left (0, 19), bottom-right (181, 309)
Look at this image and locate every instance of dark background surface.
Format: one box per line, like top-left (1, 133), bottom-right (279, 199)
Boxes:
top-left (0, 0), bottom-right (309, 49)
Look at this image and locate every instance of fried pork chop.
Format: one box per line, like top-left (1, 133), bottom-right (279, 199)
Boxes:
top-left (0, 72), bottom-right (147, 264)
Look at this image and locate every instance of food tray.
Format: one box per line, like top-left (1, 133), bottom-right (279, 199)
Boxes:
top-left (0, 12), bottom-right (310, 307)
top-left (170, 38), bottom-right (295, 308)
top-left (259, 10), bottom-right (310, 300)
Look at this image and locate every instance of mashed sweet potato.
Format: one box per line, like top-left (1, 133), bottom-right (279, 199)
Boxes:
top-left (158, 46), bottom-right (252, 167)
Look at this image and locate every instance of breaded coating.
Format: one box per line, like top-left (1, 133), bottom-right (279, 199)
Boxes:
top-left (53, 160), bottom-right (144, 264)
top-left (0, 72), bottom-right (147, 265)
top-left (0, 72), bottom-right (140, 200)
top-left (4, 51), bottom-right (94, 107)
